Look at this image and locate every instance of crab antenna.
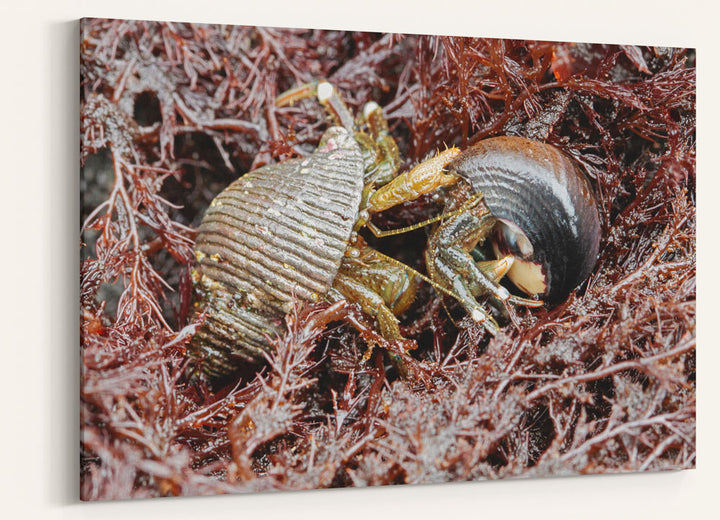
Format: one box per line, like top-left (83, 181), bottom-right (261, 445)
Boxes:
top-left (366, 192), bottom-right (486, 238)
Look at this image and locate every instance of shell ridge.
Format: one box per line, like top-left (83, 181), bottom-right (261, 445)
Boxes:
top-left (199, 212), bottom-right (345, 266)
top-left (197, 232), bottom-right (335, 295)
top-left (214, 178), bottom-right (359, 240)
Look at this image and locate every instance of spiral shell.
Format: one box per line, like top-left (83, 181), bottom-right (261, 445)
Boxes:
top-left (190, 127), bottom-right (364, 376)
top-left (450, 136), bottom-right (601, 302)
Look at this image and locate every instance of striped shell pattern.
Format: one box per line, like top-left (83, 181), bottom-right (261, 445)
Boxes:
top-left (190, 127), bottom-right (365, 377)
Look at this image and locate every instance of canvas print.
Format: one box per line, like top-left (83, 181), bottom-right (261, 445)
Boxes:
top-left (80, 18), bottom-right (696, 500)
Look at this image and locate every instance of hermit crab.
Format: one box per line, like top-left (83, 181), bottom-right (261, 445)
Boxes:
top-left (189, 82), bottom-right (421, 377)
top-left (188, 82), bottom-right (601, 378)
top-left (367, 135), bottom-right (602, 318)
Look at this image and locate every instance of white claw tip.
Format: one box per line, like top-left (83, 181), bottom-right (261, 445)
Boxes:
top-left (496, 287), bottom-right (510, 301)
top-left (317, 81), bottom-right (333, 102)
top-left (471, 309), bottom-right (486, 322)
top-left (363, 101), bottom-right (380, 118)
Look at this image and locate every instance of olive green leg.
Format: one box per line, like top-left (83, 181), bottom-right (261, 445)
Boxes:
top-left (277, 81), bottom-right (402, 187)
top-left (427, 244), bottom-right (501, 335)
top-left (427, 198), bottom-right (544, 331)
top-left (276, 81), bottom-right (356, 132)
top-left (332, 272), bottom-right (404, 342)
top-left (357, 101), bottom-right (401, 186)
top-left (331, 269), bottom-right (412, 375)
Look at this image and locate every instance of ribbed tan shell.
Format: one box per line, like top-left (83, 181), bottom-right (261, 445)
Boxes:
top-left (189, 128), bottom-right (364, 377)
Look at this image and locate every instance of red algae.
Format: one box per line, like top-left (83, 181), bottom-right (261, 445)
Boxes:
top-left (80, 19), bottom-right (695, 499)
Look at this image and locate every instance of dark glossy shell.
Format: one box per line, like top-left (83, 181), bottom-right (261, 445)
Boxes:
top-left (450, 136), bottom-right (601, 302)
top-left (190, 127), bottom-right (364, 376)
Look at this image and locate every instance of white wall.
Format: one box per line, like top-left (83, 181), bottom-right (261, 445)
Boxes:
top-left (1, 1), bottom-right (716, 518)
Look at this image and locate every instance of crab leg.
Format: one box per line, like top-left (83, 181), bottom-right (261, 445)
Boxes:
top-left (332, 273), bottom-right (404, 342)
top-left (276, 81), bottom-right (355, 132)
top-left (355, 101), bottom-right (401, 186)
top-left (420, 188), bottom-right (541, 331)
top-left (431, 253), bottom-right (500, 335)
top-left (277, 82), bottom-right (402, 187)
top-left (427, 199), bottom-right (511, 292)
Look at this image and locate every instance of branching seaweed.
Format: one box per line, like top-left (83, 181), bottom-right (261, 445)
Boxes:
top-left (80, 19), bottom-right (695, 500)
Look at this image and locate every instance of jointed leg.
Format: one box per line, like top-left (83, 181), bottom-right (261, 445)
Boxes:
top-left (435, 244), bottom-right (511, 301)
top-left (332, 272), bottom-right (404, 342)
top-left (277, 81), bottom-right (402, 186)
top-left (427, 199), bottom-right (543, 324)
top-left (357, 102), bottom-right (401, 185)
top-left (333, 237), bottom-right (420, 339)
top-left (276, 81), bottom-right (355, 132)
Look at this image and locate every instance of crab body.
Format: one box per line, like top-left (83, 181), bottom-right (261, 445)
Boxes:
top-left (189, 83), bottom-right (417, 378)
top-left (189, 81), bottom-right (602, 376)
